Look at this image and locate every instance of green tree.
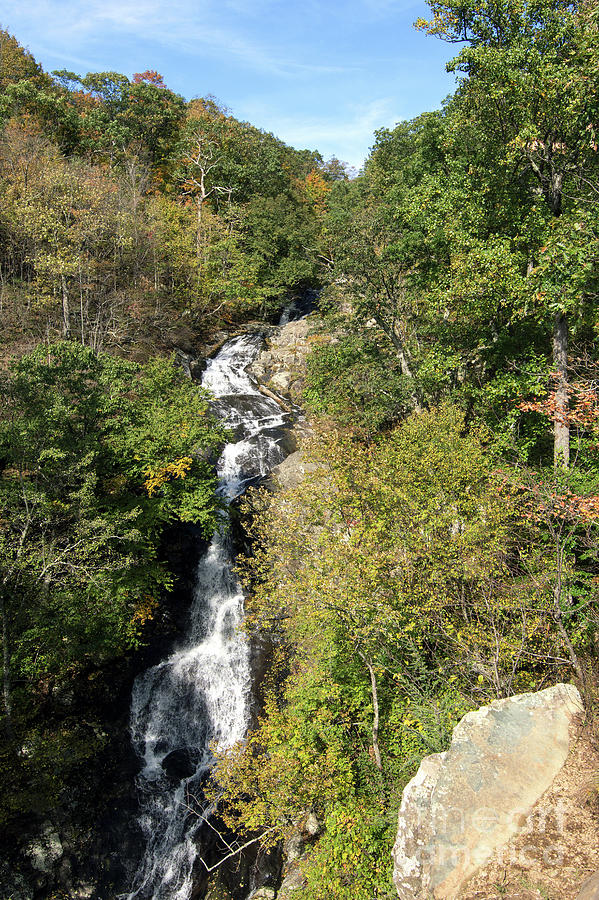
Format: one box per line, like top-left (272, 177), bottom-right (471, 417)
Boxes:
top-left (51, 69), bottom-right (186, 167)
top-left (417, 0), bottom-right (599, 463)
top-left (304, 329), bottom-right (414, 437)
top-left (0, 342), bottom-right (224, 733)
top-left (0, 31), bottom-right (46, 92)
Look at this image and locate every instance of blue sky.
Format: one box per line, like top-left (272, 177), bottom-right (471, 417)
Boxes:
top-left (2, 0), bottom-right (457, 170)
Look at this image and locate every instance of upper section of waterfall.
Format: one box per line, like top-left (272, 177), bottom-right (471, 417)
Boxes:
top-left (202, 333), bottom-right (291, 501)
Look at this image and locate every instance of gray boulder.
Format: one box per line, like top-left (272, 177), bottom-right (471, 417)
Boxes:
top-left (392, 683), bottom-right (582, 899)
top-left (578, 872), bottom-right (599, 900)
top-left (268, 450), bottom-right (317, 492)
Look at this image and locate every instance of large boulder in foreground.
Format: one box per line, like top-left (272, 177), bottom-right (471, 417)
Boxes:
top-left (578, 872), bottom-right (599, 900)
top-left (392, 683), bottom-right (583, 899)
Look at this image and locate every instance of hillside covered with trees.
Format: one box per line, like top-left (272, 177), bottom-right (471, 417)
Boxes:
top-left (1, 0), bottom-right (599, 896)
top-left (208, 0), bottom-right (599, 896)
top-left (0, 29), bottom-right (336, 842)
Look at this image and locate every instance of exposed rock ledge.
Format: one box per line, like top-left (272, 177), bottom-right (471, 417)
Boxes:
top-left (392, 683), bottom-right (585, 899)
top-left (248, 315), bottom-right (316, 403)
top-left (249, 312), bottom-right (318, 493)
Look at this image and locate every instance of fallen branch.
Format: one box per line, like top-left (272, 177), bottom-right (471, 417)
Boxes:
top-left (258, 384), bottom-right (291, 412)
top-left (196, 825), bottom-right (279, 873)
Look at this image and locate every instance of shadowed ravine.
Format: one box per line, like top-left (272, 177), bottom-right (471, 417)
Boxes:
top-left (124, 330), bottom-right (292, 900)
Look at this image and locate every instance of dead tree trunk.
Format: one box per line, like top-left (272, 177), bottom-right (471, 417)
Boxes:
top-left (358, 650), bottom-right (383, 772)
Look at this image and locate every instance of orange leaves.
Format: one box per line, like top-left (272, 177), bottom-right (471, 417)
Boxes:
top-left (304, 169), bottom-right (331, 211)
top-left (570, 494), bottom-right (599, 522)
top-left (526, 486), bottom-right (599, 525)
top-left (519, 373), bottom-right (599, 431)
top-left (132, 71), bottom-right (166, 88)
top-left (501, 467), bottom-right (599, 527)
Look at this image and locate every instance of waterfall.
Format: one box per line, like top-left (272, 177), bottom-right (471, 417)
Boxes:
top-left (125, 331), bottom-right (291, 900)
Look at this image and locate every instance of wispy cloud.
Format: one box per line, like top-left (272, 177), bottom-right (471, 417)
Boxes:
top-left (3, 0), bottom-right (355, 78)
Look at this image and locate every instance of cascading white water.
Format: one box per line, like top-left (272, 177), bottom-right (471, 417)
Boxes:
top-left (125, 332), bottom-right (290, 900)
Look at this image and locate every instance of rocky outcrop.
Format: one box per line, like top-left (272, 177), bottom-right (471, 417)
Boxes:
top-left (274, 813), bottom-right (320, 899)
top-left (248, 316), bottom-right (315, 403)
top-left (248, 314), bottom-right (318, 494)
top-left (276, 864), bottom-right (307, 899)
top-left (392, 683), bottom-right (583, 899)
top-left (266, 445), bottom-right (316, 493)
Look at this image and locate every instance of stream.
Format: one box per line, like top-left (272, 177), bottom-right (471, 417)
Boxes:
top-left (124, 329), bottom-right (292, 900)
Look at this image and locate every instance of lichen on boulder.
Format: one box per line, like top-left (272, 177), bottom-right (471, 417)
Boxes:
top-left (392, 683), bottom-right (583, 899)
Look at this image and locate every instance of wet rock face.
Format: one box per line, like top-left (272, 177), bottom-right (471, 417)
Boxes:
top-left (162, 747), bottom-right (198, 782)
top-left (392, 683), bottom-right (583, 899)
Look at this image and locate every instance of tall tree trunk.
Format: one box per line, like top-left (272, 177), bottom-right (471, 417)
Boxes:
top-left (553, 311), bottom-right (569, 467)
top-left (61, 274), bottom-right (71, 339)
top-left (373, 313), bottom-right (422, 412)
top-left (196, 196), bottom-right (203, 261)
